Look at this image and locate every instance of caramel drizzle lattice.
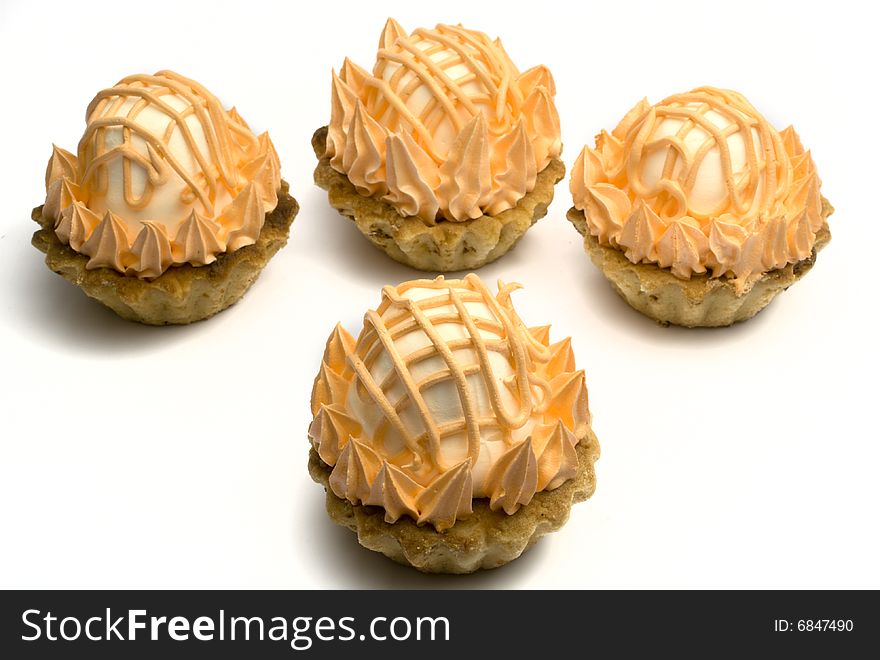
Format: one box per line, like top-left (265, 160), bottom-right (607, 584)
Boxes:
top-left (343, 275), bottom-right (551, 472)
top-left (77, 71), bottom-right (257, 215)
top-left (625, 89), bottom-right (789, 222)
top-left (365, 24), bottom-right (523, 162)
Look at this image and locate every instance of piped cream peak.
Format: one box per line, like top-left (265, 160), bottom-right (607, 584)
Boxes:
top-left (325, 20), bottom-right (562, 224)
top-left (43, 70), bottom-right (281, 279)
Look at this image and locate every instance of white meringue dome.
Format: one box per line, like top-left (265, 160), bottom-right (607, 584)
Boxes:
top-left (632, 95), bottom-right (769, 220)
top-left (82, 89), bottom-right (235, 230)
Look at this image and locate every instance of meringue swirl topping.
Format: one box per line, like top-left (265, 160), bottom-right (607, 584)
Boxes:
top-left (43, 70), bottom-right (281, 279)
top-left (570, 87), bottom-right (824, 290)
top-left (325, 19), bottom-right (562, 224)
top-left (309, 274), bottom-right (589, 531)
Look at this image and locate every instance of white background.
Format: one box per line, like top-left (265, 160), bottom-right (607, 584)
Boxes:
top-left (0, 0), bottom-right (877, 589)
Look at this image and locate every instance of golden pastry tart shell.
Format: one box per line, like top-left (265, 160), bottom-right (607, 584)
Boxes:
top-left (312, 126), bottom-right (564, 272)
top-left (567, 201), bottom-right (832, 328)
top-left (308, 426), bottom-right (599, 575)
top-left (31, 181), bottom-right (299, 325)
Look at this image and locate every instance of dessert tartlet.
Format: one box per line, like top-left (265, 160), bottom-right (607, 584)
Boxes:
top-left (568, 86), bottom-right (832, 327)
top-left (308, 274), bottom-right (599, 573)
top-left (313, 19), bottom-right (564, 272)
top-left (32, 70), bottom-right (298, 325)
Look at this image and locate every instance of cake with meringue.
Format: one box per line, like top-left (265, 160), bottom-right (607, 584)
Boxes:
top-left (32, 70), bottom-right (298, 325)
top-left (307, 274), bottom-right (599, 573)
top-left (313, 19), bottom-right (564, 272)
top-left (568, 86), bottom-right (832, 327)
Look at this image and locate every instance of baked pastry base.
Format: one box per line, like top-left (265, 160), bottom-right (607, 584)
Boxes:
top-left (31, 181), bottom-right (299, 326)
top-left (567, 200), bottom-right (833, 328)
top-left (308, 427), bottom-right (599, 575)
top-left (312, 126), bottom-right (565, 272)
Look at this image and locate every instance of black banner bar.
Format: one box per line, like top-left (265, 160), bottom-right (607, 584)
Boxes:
top-left (1, 590), bottom-right (875, 658)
